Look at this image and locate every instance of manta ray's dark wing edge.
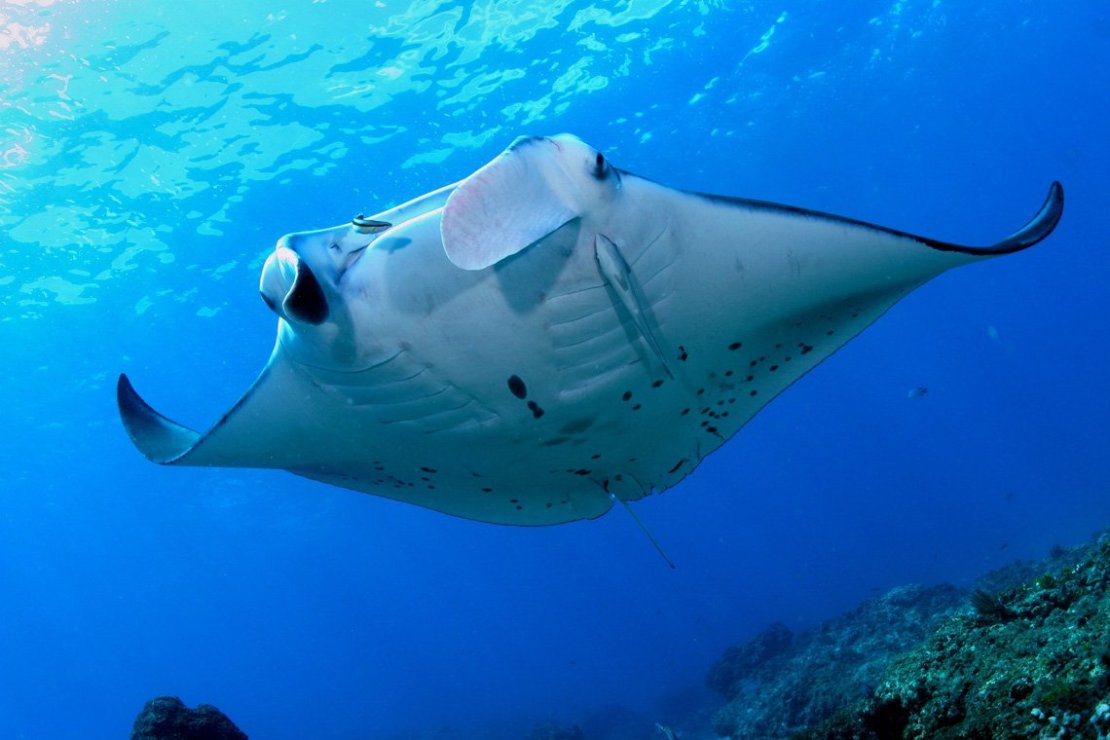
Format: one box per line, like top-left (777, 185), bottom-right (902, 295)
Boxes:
top-left (693, 181), bottom-right (1064, 256)
top-left (117, 374), bottom-right (202, 464)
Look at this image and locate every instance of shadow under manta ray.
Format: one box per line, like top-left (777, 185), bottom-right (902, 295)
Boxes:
top-left (118, 134), bottom-right (1064, 526)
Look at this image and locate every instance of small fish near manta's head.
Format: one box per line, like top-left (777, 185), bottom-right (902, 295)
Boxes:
top-left (117, 132), bottom-right (1064, 527)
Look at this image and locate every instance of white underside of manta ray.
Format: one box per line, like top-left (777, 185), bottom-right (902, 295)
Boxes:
top-left (118, 134), bottom-right (1063, 526)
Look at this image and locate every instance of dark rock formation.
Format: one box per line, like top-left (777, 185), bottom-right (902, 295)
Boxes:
top-left (710, 584), bottom-right (965, 738)
top-left (799, 534), bottom-right (1110, 739)
top-left (706, 532), bottom-right (1110, 739)
top-left (527, 719), bottom-right (585, 739)
top-left (131, 696), bottom-right (247, 740)
top-left (706, 621), bottom-right (794, 699)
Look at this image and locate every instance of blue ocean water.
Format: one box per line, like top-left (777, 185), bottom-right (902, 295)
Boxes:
top-left (1, 1), bottom-right (1108, 737)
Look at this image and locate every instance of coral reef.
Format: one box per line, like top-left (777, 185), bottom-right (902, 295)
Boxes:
top-left (709, 534), bottom-right (1107, 739)
top-left (130, 696), bottom-right (247, 740)
top-left (709, 583), bottom-right (964, 738)
top-left (800, 534), bottom-right (1110, 739)
top-left (527, 719), bottom-right (585, 740)
top-left (706, 621), bottom-right (794, 699)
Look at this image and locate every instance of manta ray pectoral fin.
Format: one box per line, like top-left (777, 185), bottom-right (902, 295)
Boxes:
top-left (117, 374), bottom-right (202, 464)
top-left (595, 234), bottom-right (675, 379)
top-left (441, 140), bottom-right (578, 270)
top-left (118, 354), bottom-right (322, 470)
top-left (948, 180), bottom-right (1064, 256)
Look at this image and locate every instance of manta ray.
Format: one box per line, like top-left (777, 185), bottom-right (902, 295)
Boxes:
top-left (118, 134), bottom-right (1063, 526)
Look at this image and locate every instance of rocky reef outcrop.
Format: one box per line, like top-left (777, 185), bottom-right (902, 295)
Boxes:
top-left (799, 534), bottom-right (1110, 739)
top-left (131, 696), bottom-right (247, 740)
top-left (710, 533), bottom-right (1110, 739)
top-left (709, 583), bottom-right (964, 738)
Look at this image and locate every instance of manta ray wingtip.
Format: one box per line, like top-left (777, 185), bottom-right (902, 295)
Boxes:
top-left (117, 373), bottom-right (202, 465)
top-left (991, 180), bottom-right (1064, 255)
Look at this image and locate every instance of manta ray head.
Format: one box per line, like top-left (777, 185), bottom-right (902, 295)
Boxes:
top-left (259, 220), bottom-right (386, 366)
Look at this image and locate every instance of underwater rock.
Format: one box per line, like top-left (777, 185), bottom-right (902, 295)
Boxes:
top-left (130, 696), bottom-right (247, 740)
top-left (706, 621), bottom-right (794, 699)
top-left (527, 719), bottom-right (585, 739)
top-left (798, 534), bottom-right (1110, 739)
top-left (710, 584), bottom-right (964, 738)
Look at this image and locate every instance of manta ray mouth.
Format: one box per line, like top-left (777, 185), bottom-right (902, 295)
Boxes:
top-left (260, 246), bottom-right (330, 325)
top-left (284, 259), bottom-right (329, 324)
top-left (343, 245), bottom-right (369, 271)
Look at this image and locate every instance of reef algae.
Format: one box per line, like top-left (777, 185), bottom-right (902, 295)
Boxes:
top-left (709, 584), bottom-right (964, 738)
top-left (709, 533), bottom-right (1110, 739)
top-left (801, 534), bottom-right (1110, 739)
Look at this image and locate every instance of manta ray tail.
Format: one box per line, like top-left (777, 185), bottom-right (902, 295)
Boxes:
top-left (611, 494), bottom-right (677, 569)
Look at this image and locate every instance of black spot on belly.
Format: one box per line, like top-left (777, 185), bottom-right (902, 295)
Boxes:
top-left (632, 403), bottom-right (641, 411)
top-left (420, 466), bottom-right (437, 474)
top-left (574, 469), bottom-right (591, 476)
top-left (622, 390), bottom-right (633, 401)
top-left (507, 375), bottom-right (527, 399)
top-left (729, 341), bottom-right (742, 350)
top-left (678, 346), bottom-right (689, 361)
top-left (527, 400), bottom-right (545, 419)
top-left (800, 343), bottom-right (814, 354)
top-left (651, 379), bottom-right (664, 388)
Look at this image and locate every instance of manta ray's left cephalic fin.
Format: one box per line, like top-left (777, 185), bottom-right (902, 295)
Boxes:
top-left (441, 137), bottom-right (580, 270)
